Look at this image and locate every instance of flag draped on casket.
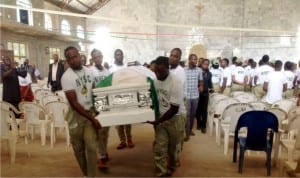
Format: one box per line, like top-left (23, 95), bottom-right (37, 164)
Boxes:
top-left (95, 66), bottom-right (159, 119)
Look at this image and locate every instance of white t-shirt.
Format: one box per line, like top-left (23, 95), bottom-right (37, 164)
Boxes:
top-left (230, 64), bottom-right (236, 74)
top-left (154, 73), bottom-right (183, 116)
top-left (255, 65), bottom-right (274, 85)
top-left (211, 68), bottom-right (222, 84)
top-left (249, 68), bottom-right (257, 86)
top-left (89, 66), bottom-right (110, 85)
top-left (295, 69), bottom-right (300, 88)
top-left (109, 63), bottom-right (127, 73)
top-left (170, 65), bottom-right (186, 114)
top-left (283, 71), bottom-right (295, 89)
top-left (264, 71), bottom-right (287, 104)
top-left (61, 66), bottom-right (95, 110)
top-left (232, 66), bottom-right (246, 83)
top-left (220, 67), bottom-right (232, 87)
top-left (18, 72), bottom-right (32, 86)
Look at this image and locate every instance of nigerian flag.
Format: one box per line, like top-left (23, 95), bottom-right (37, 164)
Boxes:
top-left (95, 66), bottom-right (159, 119)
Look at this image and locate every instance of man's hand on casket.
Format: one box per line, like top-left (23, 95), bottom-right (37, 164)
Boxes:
top-left (146, 120), bottom-right (160, 126)
top-left (91, 119), bottom-right (102, 130)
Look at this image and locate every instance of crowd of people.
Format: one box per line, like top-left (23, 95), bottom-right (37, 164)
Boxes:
top-left (2, 45), bottom-right (300, 177)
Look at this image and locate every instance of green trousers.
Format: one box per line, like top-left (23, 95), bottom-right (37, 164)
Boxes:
top-left (284, 89), bottom-right (294, 99)
top-left (116, 124), bottom-right (132, 142)
top-left (231, 83), bottom-right (244, 92)
top-left (66, 109), bottom-right (98, 177)
top-left (213, 84), bottom-right (220, 93)
top-left (153, 115), bottom-right (182, 176)
top-left (254, 85), bottom-right (265, 99)
top-left (98, 127), bottom-right (109, 155)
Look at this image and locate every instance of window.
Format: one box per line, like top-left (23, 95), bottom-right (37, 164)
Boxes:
top-left (77, 25), bottom-right (84, 39)
top-left (49, 47), bottom-right (61, 63)
top-left (61, 20), bottom-right (70, 35)
top-left (16, 0), bottom-right (33, 26)
top-left (7, 42), bottom-right (27, 63)
top-left (44, 14), bottom-right (52, 31)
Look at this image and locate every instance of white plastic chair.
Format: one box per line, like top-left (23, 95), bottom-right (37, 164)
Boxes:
top-left (234, 93), bottom-right (257, 103)
top-left (31, 83), bottom-right (41, 94)
top-left (287, 107), bottom-right (300, 122)
top-left (45, 101), bottom-right (70, 148)
top-left (208, 98), bottom-right (239, 144)
top-left (249, 101), bottom-right (269, 111)
top-left (280, 115), bottom-right (300, 162)
top-left (19, 102), bottom-right (50, 146)
top-left (41, 95), bottom-right (63, 106)
top-left (55, 90), bottom-right (68, 103)
top-left (0, 102), bottom-right (29, 163)
top-left (220, 103), bottom-right (254, 155)
top-left (273, 99), bottom-right (296, 114)
top-left (34, 89), bottom-right (54, 104)
top-left (230, 91), bottom-right (248, 98)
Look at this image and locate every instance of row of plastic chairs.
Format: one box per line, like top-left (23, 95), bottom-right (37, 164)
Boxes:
top-left (209, 92), bottom-right (300, 176)
top-left (0, 100), bottom-right (70, 164)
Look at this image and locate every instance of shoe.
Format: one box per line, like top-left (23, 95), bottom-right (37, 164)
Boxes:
top-left (117, 142), bottom-right (127, 149)
top-left (97, 159), bottom-right (109, 172)
top-left (184, 136), bottom-right (190, 142)
top-left (201, 128), bottom-right (206, 134)
top-left (127, 139), bottom-right (135, 148)
top-left (176, 160), bottom-right (181, 167)
top-left (100, 153), bottom-right (110, 163)
top-left (190, 131), bottom-right (195, 136)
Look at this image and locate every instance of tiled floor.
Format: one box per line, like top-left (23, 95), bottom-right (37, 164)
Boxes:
top-left (1, 124), bottom-right (285, 177)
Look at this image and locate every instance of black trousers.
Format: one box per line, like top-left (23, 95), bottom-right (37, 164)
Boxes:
top-left (51, 81), bottom-right (62, 92)
top-left (196, 93), bottom-right (209, 129)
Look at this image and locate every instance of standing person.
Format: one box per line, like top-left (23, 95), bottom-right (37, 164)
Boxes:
top-left (231, 58), bottom-right (247, 92)
top-left (210, 59), bottom-right (222, 93)
top-left (184, 54), bottom-right (203, 141)
top-left (263, 60), bottom-right (287, 104)
top-left (18, 71), bottom-right (34, 102)
top-left (47, 54), bottom-right (64, 92)
top-left (110, 49), bottom-right (134, 149)
top-left (254, 55), bottom-right (274, 99)
top-left (147, 56), bottom-right (183, 177)
top-left (197, 59), bottom-right (212, 133)
top-left (219, 58), bottom-right (232, 96)
top-left (61, 46), bottom-right (101, 177)
top-left (283, 61), bottom-right (296, 99)
top-left (294, 61), bottom-right (300, 96)
top-left (1, 56), bottom-right (21, 110)
top-left (21, 58), bottom-right (38, 83)
top-left (90, 49), bottom-right (111, 170)
top-left (169, 48), bottom-right (186, 166)
top-left (249, 61), bottom-right (257, 92)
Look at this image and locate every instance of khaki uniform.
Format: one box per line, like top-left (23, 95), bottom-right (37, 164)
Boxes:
top-left (98, 127), bottom-right (109, 155)
top-left (254, 85), bottom-right (265, 99)
top-left (65, 109), bottom-right (98, 177)
top-left (284, 89), bottom-right (294, 99)
top-left (153, 115), bottom-right (183, 176)
top-left (175, 113), bottom-right (186, 163)
top-left (222, 87), bottom-right (231, 96)
top-left (231, 83), bottom-right (244, 92)
top-left (213, 84), bottom-right (220, 93)
top-left (116, 125), bottom-right (132, 142)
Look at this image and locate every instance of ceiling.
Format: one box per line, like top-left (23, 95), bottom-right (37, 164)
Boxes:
top-left (44, 0), bottom-right (111, 14)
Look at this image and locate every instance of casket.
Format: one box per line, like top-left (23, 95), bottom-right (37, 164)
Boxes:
top-left (93, 66), bottom-right (156, 127)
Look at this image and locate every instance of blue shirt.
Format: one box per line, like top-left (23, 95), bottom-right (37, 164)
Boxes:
top-left (185, 67), bottom-right (203, 99)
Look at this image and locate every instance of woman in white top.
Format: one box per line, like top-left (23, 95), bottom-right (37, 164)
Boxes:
top-left (210, 59), bottom-right (222, 93)
top-left (18, 71), bottom-right (34, 102)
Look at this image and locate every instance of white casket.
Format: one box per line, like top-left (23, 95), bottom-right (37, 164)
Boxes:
top-left (93, 66), bottom-right (156, 127)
